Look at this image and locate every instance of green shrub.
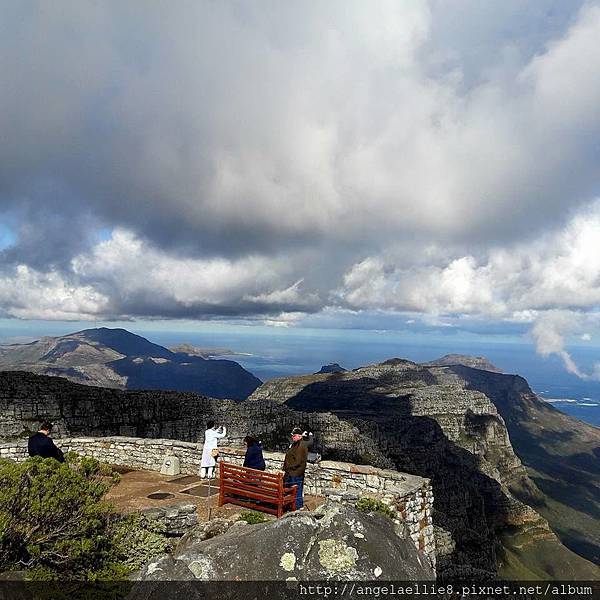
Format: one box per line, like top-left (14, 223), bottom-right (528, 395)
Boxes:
top-left (239, 510), bottom-right (270, 524)
top-left (0, 454), bottom-right (168, 580)
top-left (355, 497), bottom-right (396, 519)
top-left (110, 514), bottom-right (170, 572)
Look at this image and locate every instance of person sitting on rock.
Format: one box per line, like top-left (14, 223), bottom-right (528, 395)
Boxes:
top-left (28, 421), bottom-right (65, 463)
top-left (200, 420), bottom-right (226, 479)
top-left (283, 427), bottom-right (310, 510)
top-left (243, 436), bottom-right (266, 471)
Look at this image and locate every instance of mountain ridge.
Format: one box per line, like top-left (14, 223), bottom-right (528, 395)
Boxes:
top-left (0, 327), bottom-right (261, 400)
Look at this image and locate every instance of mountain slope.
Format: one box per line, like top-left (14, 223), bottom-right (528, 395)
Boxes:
top-left (248, 359), bottom-right (599, 579)
top-left (0, 328), bottom-right (261, 400)
top-left (444, 364), bottom-right (600, 566)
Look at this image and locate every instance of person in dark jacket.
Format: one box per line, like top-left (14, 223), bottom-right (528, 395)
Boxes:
top-left (28, 422), bottom-right (65, 462)
top-left (243, 436), bottom-right (266, 470)
top-left (283, 427), bottom-right (309, 509)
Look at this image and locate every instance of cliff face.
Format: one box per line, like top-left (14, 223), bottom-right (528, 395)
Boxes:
top-left (248, 359), bottom-right (599, 579)
top-left (0, 371), bottom-right (389, 467)
top-left (444, 365), bottom-right (600, 568)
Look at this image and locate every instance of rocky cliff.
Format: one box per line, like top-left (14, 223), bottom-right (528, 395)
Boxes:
top-left (423, 354), bottom-right (502, 373)
top-left (0, 371), bottom-right (388, 465)
top-left (248, 359), bottom-right (600, 579)
top-left (442, 364), bottom-right (600, 567)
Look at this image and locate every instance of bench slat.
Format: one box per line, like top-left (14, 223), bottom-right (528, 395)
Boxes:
top-left (221, 465), bottom-right (280, 481)
top-left (222, 475), bottom-right (281, 489)
top-left (222, 483), bottom-right (297, 502)
top-left (222, 484), bottom-right (280, 501)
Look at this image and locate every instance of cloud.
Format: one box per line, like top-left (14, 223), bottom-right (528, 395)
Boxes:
top-left (1, 0), bottom-right (600, 378)
top-left (1, 1), bottom-right (600, 261)
top-left (70, 229), bottom-right (323, 319)
top-left (0, 265), bottom-right (108, 321)
top-left (530, 311), bottom-right (600, 380)
top-left (336, 200), bottom-right (600, 317)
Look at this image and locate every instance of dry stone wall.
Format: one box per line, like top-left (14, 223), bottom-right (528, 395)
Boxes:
top-left (0, 435), bottom-right (434, 567)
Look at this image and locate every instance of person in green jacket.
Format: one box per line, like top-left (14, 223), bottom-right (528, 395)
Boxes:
top-left (283, 427), bottom-right (311, 509)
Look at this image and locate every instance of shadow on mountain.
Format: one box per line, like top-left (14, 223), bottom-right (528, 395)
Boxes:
top-left (109, 355), bottom-right (261, 401)
top-left (446, 364), bottom-right (600, 565)
top-left (285, 379), bottom-right (518, 580)
top-left (530, 476), bottom-right (598, 516)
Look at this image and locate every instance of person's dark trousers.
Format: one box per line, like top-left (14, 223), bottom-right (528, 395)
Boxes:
top-left (285, 475), bottom-right (304, 509)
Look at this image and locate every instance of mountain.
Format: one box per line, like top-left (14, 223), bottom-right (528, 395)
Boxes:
top-left (0, 328), bottom-right (261, 400)
top-left (424, 354), bottom-right (502, 373)
top-left (314, 363), bottom-right (347, 374)
top-left (248, 359), bottom-right (600, 579)
top-left (446, 365), bottom-right (600, 567)
top-left (168, 344), bottom-right (235, 358)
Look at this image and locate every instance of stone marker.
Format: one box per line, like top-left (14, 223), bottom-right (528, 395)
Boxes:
top-left (160, 455), bottom-right (180, 476)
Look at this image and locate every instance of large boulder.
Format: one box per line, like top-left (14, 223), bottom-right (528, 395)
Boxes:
top-left (134, 502), bottom-right (434, 583)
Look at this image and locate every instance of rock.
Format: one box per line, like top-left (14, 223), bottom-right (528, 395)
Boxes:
top-left (176, 517), bottom-right (234, 550)
top-left (136, 502), bottom-right (434, 582)
top-left (423, 354), bottom-right (502, 373)
top-left (160, 455), bottom-right (180, 476)
top-left (314, 363), bottom-right (347, 374)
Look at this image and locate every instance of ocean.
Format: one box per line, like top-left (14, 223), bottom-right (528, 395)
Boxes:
top-left (144, 328), bottom-right (600, 428)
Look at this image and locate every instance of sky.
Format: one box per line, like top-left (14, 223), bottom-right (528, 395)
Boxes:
top-left (2, 1), bottom-right (600, 378)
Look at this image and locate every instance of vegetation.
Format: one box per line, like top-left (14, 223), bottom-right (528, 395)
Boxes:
top-left (355, 497), bottom-right (396, 519)
top-left (238, 509), bottom-right (270, 524)
top-left (0, 454), bottom-right (169, 580)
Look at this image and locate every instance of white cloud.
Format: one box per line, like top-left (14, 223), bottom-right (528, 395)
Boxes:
top-left (69, 229), bottom-right (322, 317)
top-left (0, 265), bottom-right (108, 320)
top-left (337, 200), bottom-right (600, 319)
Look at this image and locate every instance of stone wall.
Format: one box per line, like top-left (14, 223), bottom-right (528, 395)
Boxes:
top-left (0, 436), bottom-right (434, 567)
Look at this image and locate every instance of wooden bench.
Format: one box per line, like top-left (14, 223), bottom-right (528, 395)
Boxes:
top-left (218, 461), bottom-right (298, 517)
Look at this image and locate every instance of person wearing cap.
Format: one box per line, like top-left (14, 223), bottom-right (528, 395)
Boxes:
top-left (27, 421), bottom-right (65, 463)
top-left (283, 427), bottom-right (309, 509)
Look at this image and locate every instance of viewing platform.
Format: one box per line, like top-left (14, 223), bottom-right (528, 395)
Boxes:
top-left (0, 436), bottom-right (435, 565)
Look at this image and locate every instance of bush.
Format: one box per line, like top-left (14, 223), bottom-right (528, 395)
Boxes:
top-left (238, 510), bottom-right (270, 524)
top-left (110, 514), bottom-right (170, 573)
top-left (355, 497), bottom-right (396, 519)
top-left (0, 454), bottom-right (168, 580)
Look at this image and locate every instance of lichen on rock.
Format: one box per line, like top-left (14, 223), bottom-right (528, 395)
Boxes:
top-left (318, 539), bottom-right (358, 574)
top-left (280, 552), bottom-right (296, 572)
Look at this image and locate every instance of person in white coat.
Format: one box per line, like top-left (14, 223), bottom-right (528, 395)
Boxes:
top-left (200, 420), bottom-right (227, 479)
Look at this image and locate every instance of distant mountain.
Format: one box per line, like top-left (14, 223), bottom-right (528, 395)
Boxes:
top-left (424, 353), bottom-right (502, 373)
top-left (0, 328), bottom-right (261, 400)
top-left (169, 344), bottom-right (235, 358)
top-left (314, 363), bottom-right (346, 374)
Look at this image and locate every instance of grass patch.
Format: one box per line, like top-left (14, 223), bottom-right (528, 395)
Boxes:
top-left (355, 497), bottom-right (396, 519)
top-left (238, 510), bottom-right (270, 524)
